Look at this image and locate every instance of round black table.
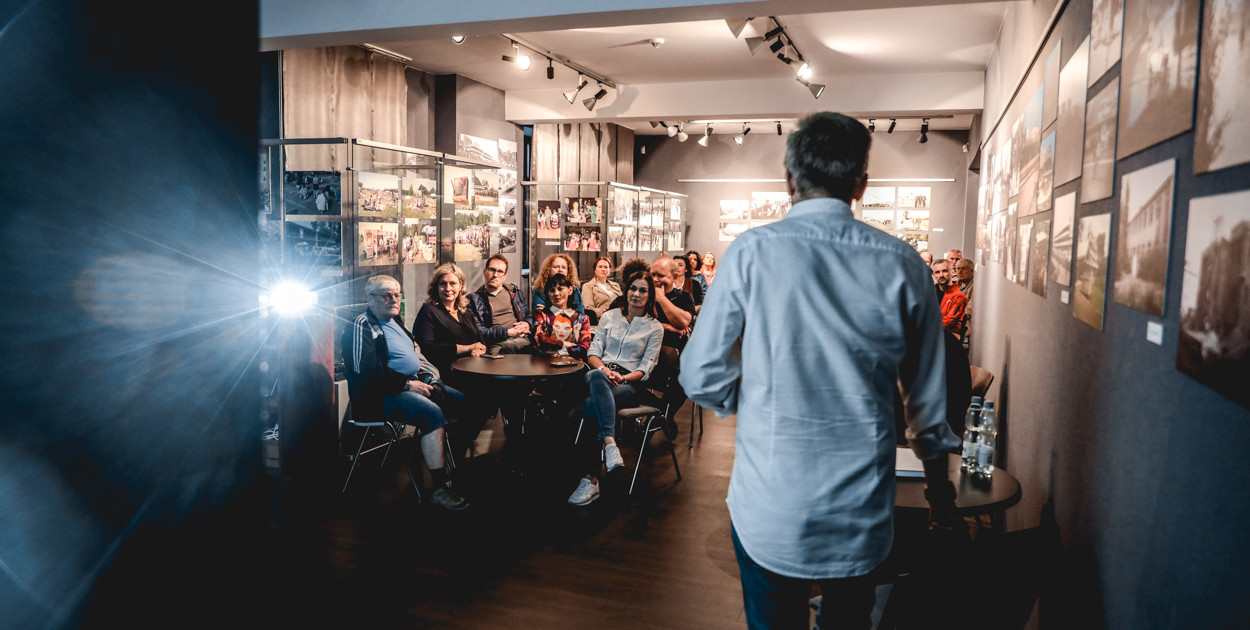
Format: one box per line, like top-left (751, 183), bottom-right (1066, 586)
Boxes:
top-left (451, 354), bottom-right (587, 381)
top-left (895, 458), bottom-right (1021, 516)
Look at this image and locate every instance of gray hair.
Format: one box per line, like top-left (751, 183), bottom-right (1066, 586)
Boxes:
top-left (784, 112), bottom-right (871, 202)
top-left (365, 275), bottom-right (399, 295)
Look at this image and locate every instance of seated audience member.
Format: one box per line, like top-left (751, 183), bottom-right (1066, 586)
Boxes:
top-left (920, 250), bottom-right (934, 268)
top-left (580, 256), bottom-right (622, 324)
top-left (956, 257), bottom-right (975, 345)
top-left (699, 251), bottom-right (718, 285)
top-left (468, 254), bottom-right (531, 355)
top-left (649, 256), bottom-right (697, 431)
top-left (532, 253), bottom-right (585, 315)
top-left (415, 263), bottom-right (491, 454)
top-left (569, 272), bottom-right (665, 506)
top-left (685, 250), bottom-right (708, 296)
top-left (533, 273), bottom-right (592, 358)
top-left (946, 248), bottom-right (964, 271)
top-left (341, 275), bottom-right (470, 510)
top-left (607, 258), bottom-right (651, 312)
top-left (930, 258), bottom-right (967, 340)
top-left (672, 255), bottom-right (704, 309)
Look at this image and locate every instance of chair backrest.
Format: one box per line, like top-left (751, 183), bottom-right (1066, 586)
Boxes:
top-left (970, 365), bottom-right (995, 397)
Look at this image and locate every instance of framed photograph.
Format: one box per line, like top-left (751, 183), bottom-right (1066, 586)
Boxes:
top-left (457, 133), bottom-right (499, 165)
top-left (860, 186), bottom-right (896, 208)
top-left (283, 171), bottom-right (341, 215)
top-left (499, 169), bottom-right (518, 196)
top-left (750, 192), bottom-right (791, 221)
top-left (1073, 213), bottom-right (1112, 330)
top-left (638, 227), bottom-right (656, 252)
top-left (1113, 159), bottom-right (1175, 315)
top-left (622, 226), bottom-right (637, 250)
top-left (401, 219), bottom-right (437, 264)
top-left (719, 199), bottom-right (749, 220)
top-left (897, 210), bottom-right (930, 231)
top-left (1056, 37), bottom-right (1090, 186)
top-left (669, 197), bottom-right (683, 221)
top-left (358, 221), bottom-right (399, 266)
top-left (607, 225), bottom-right (623, 252)
top-left (401, 176), bottom-right (437, 219)
top-left (1004, 202), bottom-right (1019, 282)
top-left (1038, 130), bottom-right (1056, 213)
top-left (1088, 0), bottom-right (1124, 87)
top-left (535, 200), bottom-right (561, 239)
top-left (1029, 219), bottom-right (1051, 297)
top-left (563, 197), bottom-right (600, 224)
top-left (990, 212), bottom-right (1007, 264)
top-left (1194, 0), bottom-right (1250, 174)
top-left (564, 226), bottom-right (601, 252)
top-left (498, 138), bottom-right (518, 170)
top-left (1042, 41), bottom-right (1061, 130)
top-left (454, 207), bottom-right (491, 261)
top-left (445, 166), bottom-right (472, 209)
top-left (1116, 0), bottom-right (1198, 160)
top-left (719, 221), bottom-right (749, 242)
top-left (1082, 78), bottom-right (1120, 202)
top-left (896, 187), bottom-right (931, 208)
top-left (1009, 116), bottom-right (1023, 198)
top-left (357, 171), bottom-right (400, 218)
top-left (497, 197), bottom-right (517, 225)
top-left (1178, 190), bottom-right (1250, 408)
top-left (285, 220), bottom-right (342, 266)
top-left (612, 188), bottom-right (637, 224)
top-left (498, 225), bottom-right (518, 254)
top-left (897, 232), bottom-right (929, 253)
top-left (668, 221), bottom-right (683, 251)
top-left (1015, 220), bottom-right (1032, 288)
top-left (1018, 86), bottom-right (1044, 218)
top-left (1050, 192), bottom-right (1077, 286)
top-left (862, 209), bottom-right (894, 231)
top-left (473, 171), bottom-right (499, 209)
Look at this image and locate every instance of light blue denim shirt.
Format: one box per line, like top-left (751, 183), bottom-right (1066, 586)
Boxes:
top-left (588, 308), bottom-right (664, 380)
top-left (680, 196), bottom-right (958, 579)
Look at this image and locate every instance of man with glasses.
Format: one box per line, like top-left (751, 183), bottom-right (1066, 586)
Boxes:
top-left (340, 274), bottom-right (470, 510)
top-left (468, 254), bottom-right (531, 355)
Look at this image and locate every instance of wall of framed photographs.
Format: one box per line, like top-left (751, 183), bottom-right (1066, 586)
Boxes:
top-left (971, 0), bottom-right (1250, 626)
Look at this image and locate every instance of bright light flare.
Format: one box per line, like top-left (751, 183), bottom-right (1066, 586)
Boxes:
top-left (263, 281), bottom-right (317, 317)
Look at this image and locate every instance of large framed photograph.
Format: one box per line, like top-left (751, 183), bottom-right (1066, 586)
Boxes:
top-left (401, 219), bottom-right (437, 264)
top-left (473, 171), bottom-right (500, 209)
top-left (358, 221), bottom-right (399, 266)
top-left (1037, 130), bottom-right (1055, 213)
top-left (719, 221), bottom-right (749, 242)
top-left (1088, 0), bottom-right (1124, 87)
top-left (897, 210), bottom-right (930, 231)
top-left (862, 209), bottom-right (894, 231)
top-left (283, 171), bottom-right (341, 215)
top-left (1194, 0), bottom-right (1250, 174)
top-left (535, 200), bottom-right (561, 239)
top-left (750, 192), bottom-right (791, 221)
top-left (1017, 87), bottom-right (1044, 218)
top-left (1116, 0), bottom-right (1198, 160)
top-left (1029, 219), bottom-right (1051, 298)
top-left (1113, 159), bottom-right (1175, 315)
top-left (860, 186), bottom-right (896, 208)
top-left (454, 207), bottom-right (491, 261)
top-left (1082, 78), bottom-right (1120, 202)
top-left (1050, 192), bottom-right (1077, 286)
top-left (1073, 213), bottom-right (1112, 330)
top-left (400, 176), bottom-right (437, 219)
top-left (896, 187), bottom-right (931, 208)
top-left (719, 199), bottom-right (749, 220)
top-left (1015, 220), bottom-right (1032, 288)
top-left (1056, 37), bottom-right (1090, 186)
top-left (285, 220), bottom-right (342, 266)
top-left (458, 133), bottom-right (499, 165)
top-left (1177, 190), bottom-right (1250, 408)
top-left (1042, 41), bottom-right (1061, 130)
top-left (357, 171), bottom-right (400, 218)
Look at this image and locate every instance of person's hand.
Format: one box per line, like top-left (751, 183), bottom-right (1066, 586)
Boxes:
top-left (924, 480), bottom-right (969, 543)
top-left (510, 322), bottom-right (531, 336)
top-left (407, 379), bottom-right (435, 397)
top-left (469, 342), bottom-right (487, 357)
top-left (602, 366), bottom-right (623, 385)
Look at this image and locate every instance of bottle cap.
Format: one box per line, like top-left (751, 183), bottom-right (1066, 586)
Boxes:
top-left (971, 396), bottom-right (984, 404)
top-left (983, 401), bottom-right (994, 410)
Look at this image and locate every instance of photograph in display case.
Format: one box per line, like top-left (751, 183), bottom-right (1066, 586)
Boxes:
top-left (286, 220), bottom-right (342, 266)
top-left (1113, 159), bottom-right (1175, 316)
top-left (668, 221), bottom-right (683, 250)
top-left (564, 226), bottom-right (601, 252)
top-left (1056, 37), bottom-right (1090, 186)
top-left (1178, 190), bottom-right (1250, 408)
top-left (670, 197), bottom-right (683, 220)
top-left (473, 171), bottom-right (500, 209)
top-left (498, 225), bottom-right (518, 254)
top-left (622, 226), bottom-right (637, 251)
top-left (1082, 78), bottom-right (1120, 202)
top-left (358, 172), bottom-right (401, 218)
top-left (402, 219), bottom-right (438, 264)
top-left (283, 171), bottom-right (341, 215)
top-left (897, 232), bottom-right (929, 253)
top-left (719, 199), bottom-right (749, 220)
top-left (612, 189), bottom-right (637, 224)
top-left (1029, 219), bottom-right (1051, 298)
top-left (446, 165), bottom-right (472, 209)
top-left (499, 169), bottom-right (518, 196)
top-left (860, 186), bottom-right (895, 208)
top-left (895, 187), bottom-right (931, 208)
top-left (1088, 0), bottom-right (1123, 87)
top-left (1116, 0), bottom-right (1197, 160)
top-left (563, 197), bottom-right (600, 224)
top-left (454, 207), bottom-right (491, 262)
top-left (1073, 213), bottom-right (1112, 330)
top-left (498, 139), bottom-right (518, 170)
top-left (638, 227), bottom-right (656, 252)
top-left (1050, 192), bottom-right (1076, 286)
top-left (535, 201), bottom-right (561, 239)
top-left (458, 133), bottom-right (499, 165)
top-left (1194, 0), bottom-right (1250, 174)
top-left (607, 225), bottom-right (623, 252)
top-left (358, 221), bottom-right (399, 266)
top-left (750, 191), bottom-right (791, 221)
top-left (897, 210), bottom-right (930, 231)
top-left (862, 209), bottom-right (894, 231)
top-left (401, 176), bottom-right (437, 219)
top-left (497, 197), bottom-right (517, 225)
top-left (719, 221), bottom-right (749, 242)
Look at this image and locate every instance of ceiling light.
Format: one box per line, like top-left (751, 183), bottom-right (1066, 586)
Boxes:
top-left (776, 121), bottom-right (783, 135)
top-left (796, 61), bottom-right (811, 79)
top-left (583, 85), bottom-right (608, 111)
top-left (726, 18), bottom-right (754, 38)
top-left (563, 76), bottom-right (588, 104)
top-left (668, 124), bottom-right (678, 137)
top-left (868, 119), bottom-right (876, 133)
top-left (676, 123), bottom-right (689, 142)
top-left (546, 58), bottom-right (554, 79)
top-left (764, 26), bottom-right (784, 40)
top-left (797, 76), bottom-right (825, 99)
top-left (698, 124), bottom-right (713, 147)
top-left (919, 118), bottom-right (930, 144)
top-left (450, 35), bottom-right (466, 45)
top-left (769, 38), bottom-right (786, 54)
top-left (650, 38), bottom-right (665, 49)
top-left (887, 119), bottom-right (897, 134)
top-left (734, 124), bottom-right (751, 145)
top-left (502, 43), bottom-right (531, 71)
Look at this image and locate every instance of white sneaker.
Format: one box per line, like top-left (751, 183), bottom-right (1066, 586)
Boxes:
top-left (567, 477), bottom-right (600, 506)
top-left (603, 442), bottom-right (625, 472)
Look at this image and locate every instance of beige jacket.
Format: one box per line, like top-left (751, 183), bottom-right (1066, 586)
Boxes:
top-left (580, 279), bottom-right (622, 319)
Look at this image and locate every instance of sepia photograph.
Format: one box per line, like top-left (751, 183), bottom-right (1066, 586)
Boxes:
top-left (897, 210), bottom-right (930, 231)
top-left (457, 133), bottom-right (499, 165)
top-left (1088, 0), bottom-right (1124, 87)
top-left (499, 169), bottom-right (518, 196)
top-left (1055, 37), bottom-right (1090, 186)
top-left (283, 171), bottom-right (341, 215)
top-left (1177, 190), bottom-right (1250, 408)
top-left (497, 197), bottom-right (517, 225)
top-left (358, 221), bottom-right (399, 267)
top-left (473, 171), bottom-right (500, 209)
top-left (896, 232), bottom-right (929, 253)
top-left (498, 225), bottom-right (517, 254)
top-left (1029, 219), bottom-right (1051, 298)
top-left (1042, 41), bottom-right (1061, 130)
top-left (1114, 159), bottom-right (1175, 316)
top-left (719, 221), bottom-right (750, 242)
top-left (357, 171), bottom-right (401, 218)
top-left (498, 138), bottom-right (518, 170)
top-left (446, 166), bottom-right (472, 209)
top-left (535, 200), bottom-right (561, 239)
top-left (1082, 78), bottom-right (1120, 202)
top-left (400, 176), bottom-right (437, 219)
top-left (990, 212), bottom-right (1007, 265)
top-left (750, 191), bottom-right (791, 220)
top-left (1004, 202), bottom-right (1019, 282)
top-left (1073, 212), bottom-right (1112, 330)
top-left (1194, 0), bottom-right (1250, 174)
top-left (719, 199), bottom-right (750, 220)
top-left (1116, 0), bottom-right (1198, 159)
top-left (1038, 130), bottom-right (1056, 213)
top-left (669, 197), bottom-right (683, 221)
top-left (1018, 86), bottom-right (1044, 218)
top-left (896, 187), bottom-right (931, 208)
top-left (1009, 116), bottom-right (1023, 198)
top-left (401, 219), bottom-right (438, 264)
top-left (622, 226), bottom-right (637, 251)
top-left (668, 222), bottom-right (683, 251)
top-left (1050, 192), bottom-right (1077, 286)
top-left (860, 186), bottom-right (896, 208)
top-left (862, 209), bottom-right (894, 231)
top-left (1015, 220), bottom-right (1033, 288)
top-left (638, 226), bottom-right (657, 252)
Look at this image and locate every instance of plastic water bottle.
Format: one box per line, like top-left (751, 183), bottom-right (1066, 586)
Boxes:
top-left (960, 396), bottom-right (984, 470)
top-left (974, 401), bottom-right (997, 477)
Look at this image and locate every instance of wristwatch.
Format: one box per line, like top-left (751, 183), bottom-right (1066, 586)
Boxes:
top-left (402, 380), bottom-right (412, 391)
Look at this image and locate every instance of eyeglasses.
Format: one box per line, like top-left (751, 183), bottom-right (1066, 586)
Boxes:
top-left (485, 267), bottom-right (507, 275)
top-left (369, 292), bottom-right (402, 302)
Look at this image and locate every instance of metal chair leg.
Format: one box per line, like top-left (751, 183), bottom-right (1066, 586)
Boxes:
top-left (341, 425), bottom-right (373, 494)
top-left (628, 415), bottom-right (652, 495)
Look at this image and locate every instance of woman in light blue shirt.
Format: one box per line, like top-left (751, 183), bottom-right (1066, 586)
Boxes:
top-left (567, 271), bottom-right (664, 506)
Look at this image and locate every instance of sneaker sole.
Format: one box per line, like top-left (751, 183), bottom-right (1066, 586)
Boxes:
top-left (569, 492), bottom-right (599, 506)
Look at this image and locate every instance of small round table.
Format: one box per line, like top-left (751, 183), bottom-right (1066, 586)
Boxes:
top-left (451, 354), bottom-right (587, 381)
top-left (895, 458), bottom-right (1021, 516)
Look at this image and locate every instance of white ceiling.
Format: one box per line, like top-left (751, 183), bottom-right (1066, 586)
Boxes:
top-left (263, 0), bottom-right (1011, 135)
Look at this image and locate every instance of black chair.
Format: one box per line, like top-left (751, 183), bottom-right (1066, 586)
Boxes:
top-left (575, 372), bottom-right (683, 495)
top-left (340, 410), bottom-right (457, 499)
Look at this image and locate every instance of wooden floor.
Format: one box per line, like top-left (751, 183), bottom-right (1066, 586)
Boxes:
top-left (268, 403), bottom-right (751, 629)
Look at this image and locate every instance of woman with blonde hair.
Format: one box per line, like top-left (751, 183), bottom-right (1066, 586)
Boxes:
top-left (415, 263), bottom-right (487, 375)
top-left (699, 251), bottom-right (719, 286)
top-left (532, 253), bottom-right (586, 315)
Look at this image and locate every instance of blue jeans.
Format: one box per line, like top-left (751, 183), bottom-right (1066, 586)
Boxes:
top-left (584, 368), bottom-right (647, 440)
top-left (731, 524), bottom-right (875, 630)
top-left (382, 381), bottom-right (468, 435)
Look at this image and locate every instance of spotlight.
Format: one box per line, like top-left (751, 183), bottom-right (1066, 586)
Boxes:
top-left (502, 43), bottom-right (531, 70)
top-left (583, 84), bottom-right (608, 111)
top-left (263, 280), bottom-right (318, 318)
top-left (650, 38), bottom-right (665, 49)
top-left (676, 123), bottom-right (689, 142)
top-left (796, 61), bottom-right (811, 79)
top-left (887, 119), bottom-right (897, 134)
top-left (734, 124), bottom-right (751, 145)
top-left (769, 38), bottom-right (785, 54)
top-left (776, 121), bottom-right (783, 135)
top-left (563, 75), bottom-right (588, 104)
top-left (450, 35), bottom-right (466, 44)
top-left (546, 58), bottom-right (554, 80)
top-left (777, 53), bottom-right (793, 65)
top-left (919, 118), bottom-right (930, 144)
top-left (726, 18), bottom-right (753, 38)
top-left (797, 76), bottom-right (825, 99)
top-left (667, 123), bottom-right (678, 137)
top-left (868, 119), bottom-right (876, 133)
top-left (764, 26), bottom-right (784, 40)
top-left (698, 124), bottom-right (712, 147)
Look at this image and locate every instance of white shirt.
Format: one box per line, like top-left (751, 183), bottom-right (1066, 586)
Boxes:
top-left (588, 308), bottom-right (663, 380)
top-left (680, 197), bottom-right (958, 579)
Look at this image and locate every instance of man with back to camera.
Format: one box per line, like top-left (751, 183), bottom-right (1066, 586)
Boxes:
top-left (931, 258), bottom-right (968, 340)
top-left (341, 274), bottom-right (470, 511)
top-left (680, 112), bottom-right (961, 629)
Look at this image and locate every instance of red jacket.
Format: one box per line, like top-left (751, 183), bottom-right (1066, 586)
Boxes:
top-left (938, 284), bottom-right (967, 337)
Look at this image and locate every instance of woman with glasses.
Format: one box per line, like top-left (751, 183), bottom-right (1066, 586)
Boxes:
top-left (567, 271), bottom-right (664, 506)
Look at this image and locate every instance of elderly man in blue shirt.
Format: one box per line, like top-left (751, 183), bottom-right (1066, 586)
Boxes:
top-left (680, 112), bottom-right (961, 630)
